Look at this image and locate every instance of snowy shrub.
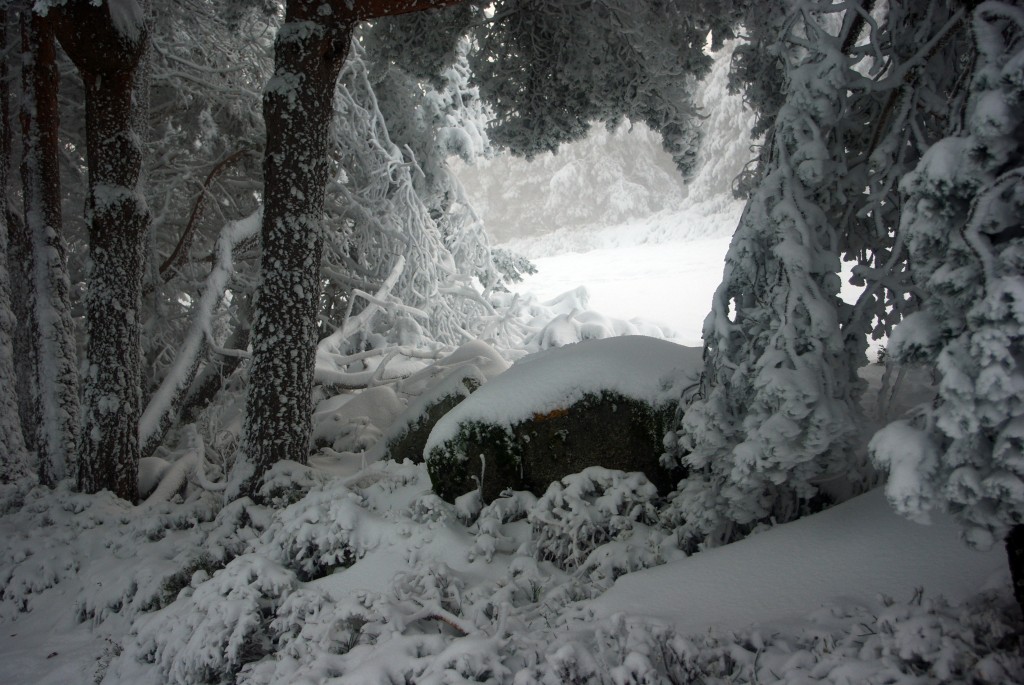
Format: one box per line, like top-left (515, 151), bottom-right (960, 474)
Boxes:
top-left (0, 484), bottom-right (247, 625)
top-left (255, 459), bottom-right (332, 508)
top-left (515, 591), bottom-right (1024, 685)
top-left (131, 555), bottom-right (298, 685)
top-left (529, 468), bottom-right (662, 573)
top-left (258, 483), bottom-right (380, 582)
top-left (469, 490), bottom-right (536, 562)
top-left (407, 491), bottom-right (457, 525)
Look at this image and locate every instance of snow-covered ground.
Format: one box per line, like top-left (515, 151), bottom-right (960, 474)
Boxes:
top-left (2, 208), bottom-right (1020, 681)
top-left (505, 209), bottom-right (738, 348)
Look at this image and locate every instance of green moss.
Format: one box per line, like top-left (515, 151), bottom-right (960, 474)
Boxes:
top-left (427, 421), bottom-right (521, 502)
top-left (427, 390), bottom-right (683, 504)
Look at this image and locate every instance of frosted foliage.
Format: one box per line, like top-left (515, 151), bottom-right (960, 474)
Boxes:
top-left (529, 468), bottom-right (670, 581)
top-left (324, 43), bottom-right (517, 350)
top-left (87, 462), bottom-right (1021, 685)
top-left (471, 0), bottom-right (712, 177)
top-left (133, 555), bottom-right (299, 684)
top-left (456, 121), bottom-right (688, 243)
top-left (871, 3), bottom-right (1024, 548)
top-left (675, 11), bottom-right (868, 547)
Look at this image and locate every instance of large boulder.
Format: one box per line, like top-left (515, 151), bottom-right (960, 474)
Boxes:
top-left (368, 340), bottom-right (510, 464)
top-left (425, 336), bottom-right (703, 503)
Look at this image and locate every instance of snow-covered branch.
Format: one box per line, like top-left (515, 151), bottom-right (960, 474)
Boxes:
top-left (139, 209), bottom-right (261, 458)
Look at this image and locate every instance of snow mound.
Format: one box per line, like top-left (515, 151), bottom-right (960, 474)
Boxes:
top-left (591, 488), bottom-right (1009, 635)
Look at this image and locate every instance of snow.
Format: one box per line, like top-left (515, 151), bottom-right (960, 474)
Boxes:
top-left (590, 488), bottom-right (1008, 635)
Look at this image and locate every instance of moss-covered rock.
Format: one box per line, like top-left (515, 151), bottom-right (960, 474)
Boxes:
top-left (427, 390), bottom-right (683, 503)
top-left (424, 337), bottom-right (702, 504)
top-left (371, 368), bottom-right (485, 464)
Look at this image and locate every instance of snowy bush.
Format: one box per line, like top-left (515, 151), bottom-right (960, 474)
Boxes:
top-left (516, 591), bottom-right (1024, 685)
top-left (0, 484), bottom-right (249, 625)
top-left (131, 555), bottom-right (299, 684)
top-left (529, 468), bottom-right (662, 573)
top-left (469, 490), bottom-right (536, 563)
top-left (258, 483), bottom-right (381, 582)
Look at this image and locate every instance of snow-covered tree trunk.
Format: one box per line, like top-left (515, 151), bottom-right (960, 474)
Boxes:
top-left (0, 9), bottom-right (30, 482)
top-left (53, 1), bottom-right (149, 502)
top-left (19, 9), bottom-right (81, 487)
top-left (233, 0), bottom-right (465, 500)
top-left (232, 3), bottom-right (356, 500)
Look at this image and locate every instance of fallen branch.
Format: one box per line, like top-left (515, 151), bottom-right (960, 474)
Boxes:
top-left (139, 209), bottom-right (261, 458)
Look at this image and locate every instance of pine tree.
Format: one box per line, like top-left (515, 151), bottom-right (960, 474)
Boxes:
top-left (0, 8), bottom-right (30, 483)
top-left (19, 6), bottom-right (81, 487)
top-left (231, 0), bottom-right (466, 500)
top-left (670, 0), bottom-right (972, 549)
top-left (675, 26), bottom-right (864, 545)
top-left (870, 1), bottom-right (1024, 612)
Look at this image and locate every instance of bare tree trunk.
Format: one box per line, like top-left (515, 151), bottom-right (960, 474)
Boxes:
top-left (19, 8), bottom-right (81, 486)
top-left (6, 9), bottom-right (37, 452)
top-left (53, 4), bottom-right (148, 503)
top-left (0, 7), bottom-right (30, 482)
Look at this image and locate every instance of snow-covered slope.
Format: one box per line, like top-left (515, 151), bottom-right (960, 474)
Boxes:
top-left (592, 488), bottom-right (1008, 635)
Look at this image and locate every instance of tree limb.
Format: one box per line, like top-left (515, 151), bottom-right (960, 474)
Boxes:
top-left (159, 149), bottom-right (251, 282)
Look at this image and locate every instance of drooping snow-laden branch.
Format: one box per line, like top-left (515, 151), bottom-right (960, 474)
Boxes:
top-left (870, 0), bottom-right (1024, 611)
top-left (139, 209), bottom-right (262, 459)
top-left (143, 424), bottom-right (225, 507)
top-left (313, 256), bottom-right (447, 388)
top-left (326, 43), bottom-right (505, 348)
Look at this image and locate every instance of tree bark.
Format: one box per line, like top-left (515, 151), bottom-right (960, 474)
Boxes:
top-left (20, 8), bottom-right (81, 486)
top-left (53, 3), bottom-right (148, 503)
top-left (0, 8), bottom-right (30, 482)
top-left (234, 0), bottom-right (465, 499)
top-left (235, 1), bottom-right (355, 499)
top-left (6, 8), bottom-right (36, 453)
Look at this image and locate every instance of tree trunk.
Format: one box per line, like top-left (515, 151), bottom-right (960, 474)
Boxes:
top-left (1007, 524), bottom-right (1024, 617)
top-left (53, 4), bottom-right (148, 503)
top-left (232, 0), bottom-right (468, 499)
top-left (234, 2), bottom-right (355, 499)
top-left (6, 8), bottom-right (37, 452)
top-left (0, 7), bottom-right (30, 482)
top-left (19, 9), bottom-right (81, 486)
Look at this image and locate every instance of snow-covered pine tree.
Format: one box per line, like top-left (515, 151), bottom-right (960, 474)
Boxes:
top-left (52, 0), bottom-right (150, 502)
top-left (19, 6), bottom-right (80, 487)
top-left (870, 1), bottom-right (1024, 612)
top-left (673, 0), bottom-right (972, 549)
top-left (469, 0), bottom-right (716, 179)
top-left (673, 3), bottom-right (868, 548)
top-left (0, 9), bottom-right (30, 483)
